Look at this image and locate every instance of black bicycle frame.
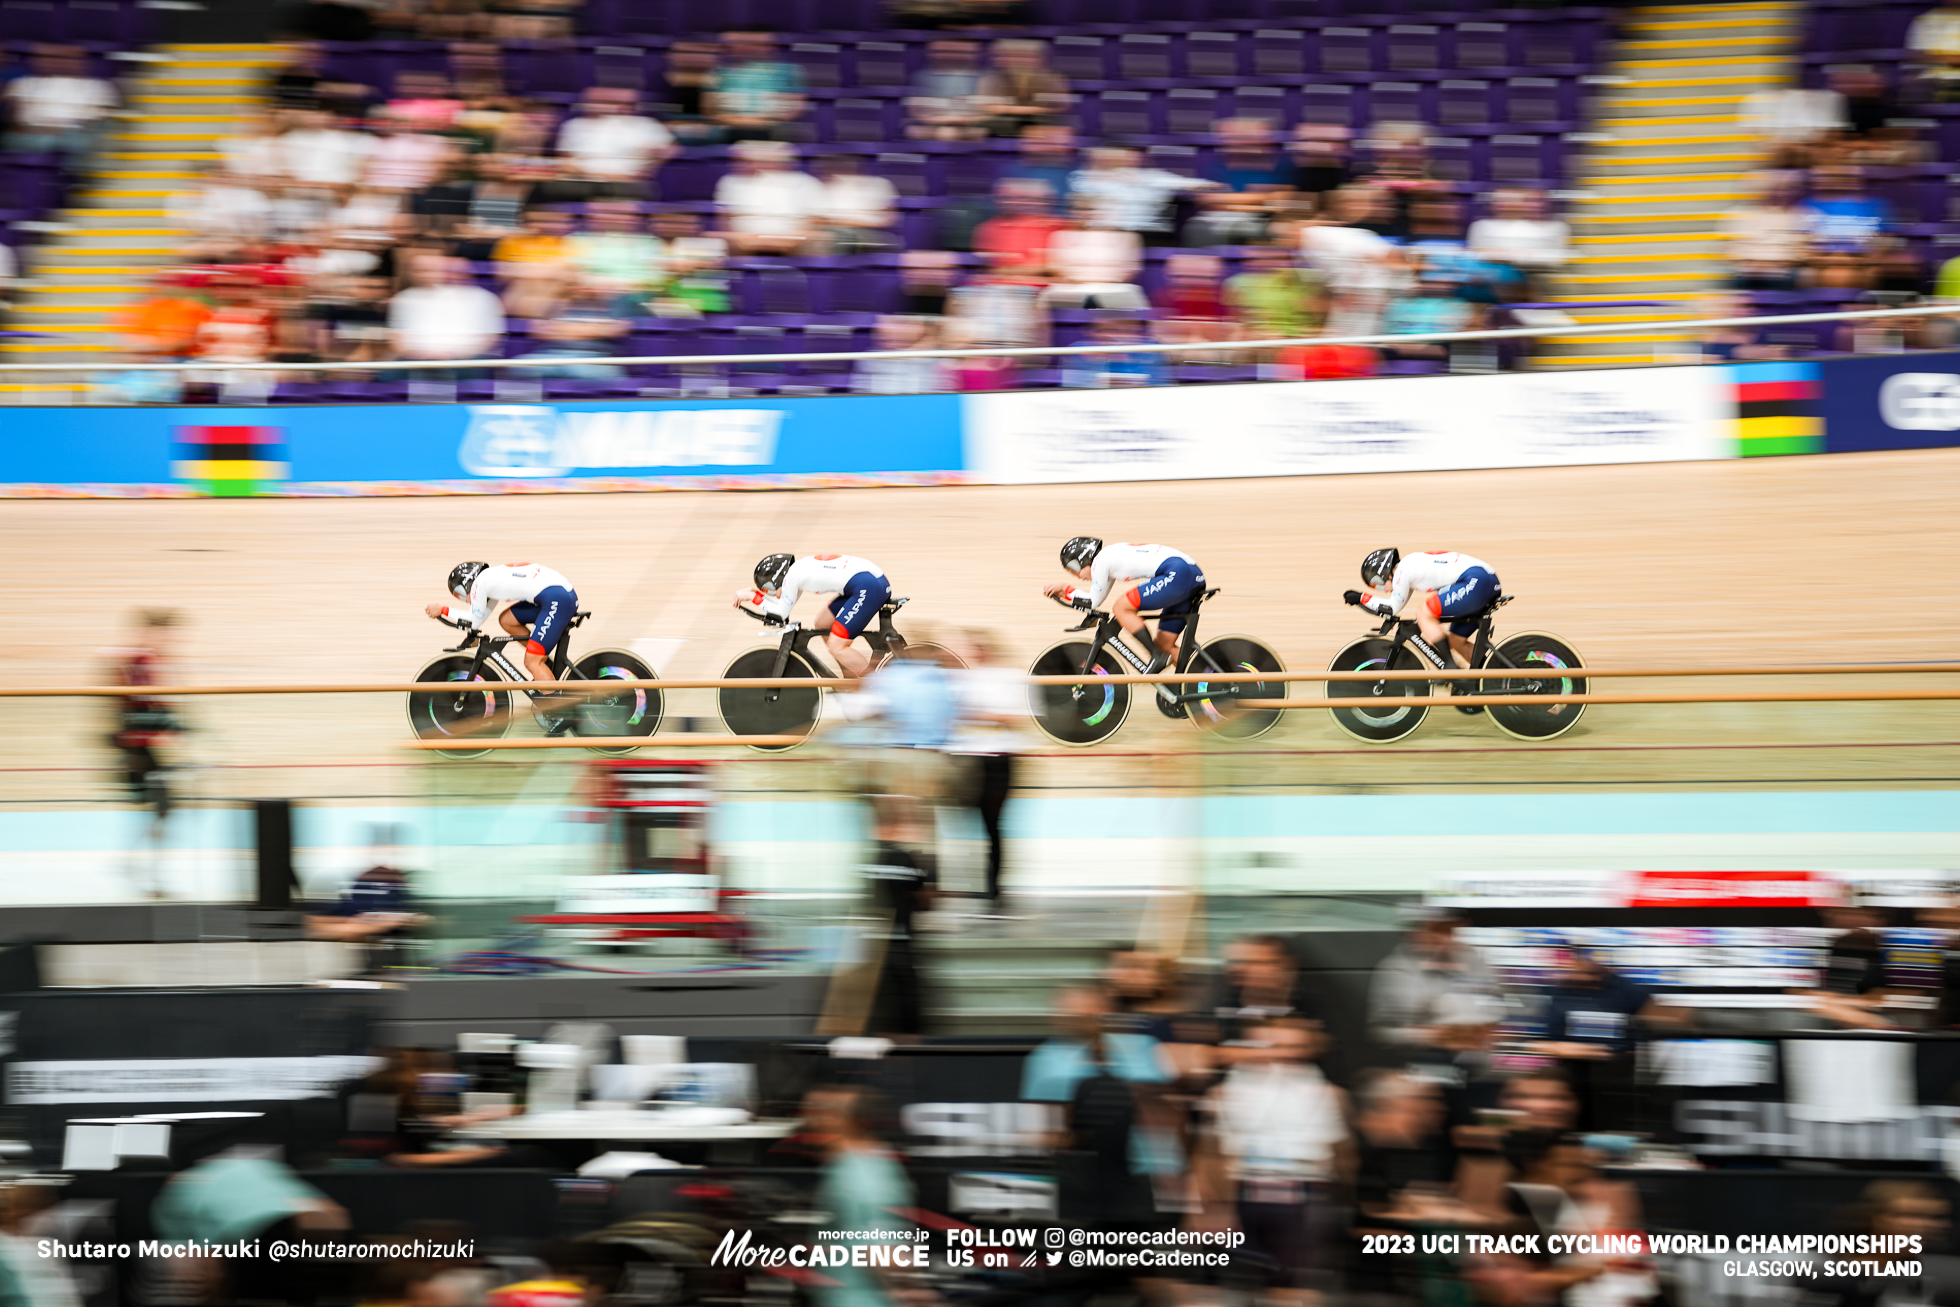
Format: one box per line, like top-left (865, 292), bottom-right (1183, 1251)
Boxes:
top-left (444, 612), bottom-right (589, 698)
top-left (1376, 598), bottom-right (1522, 678)
top-left (1067, 589), bottom-right (1226, 704)
top-left (752, 602), bottom-right (911, 702)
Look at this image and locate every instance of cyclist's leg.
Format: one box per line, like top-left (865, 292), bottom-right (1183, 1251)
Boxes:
top-left (1434, 569), bottom-right (1498, 667)
top-left (825, 573), bottom-right (888, 680)
top-left (1130, 558), bottom-right (1205, 659)
top-left (521, 588), bottom-right (577, 685)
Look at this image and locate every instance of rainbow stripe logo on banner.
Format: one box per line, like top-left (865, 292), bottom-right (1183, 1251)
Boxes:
top-left (1731, 362), bottom-right (1822, 457)
top-left (170, 426), bottom-right (290, 496)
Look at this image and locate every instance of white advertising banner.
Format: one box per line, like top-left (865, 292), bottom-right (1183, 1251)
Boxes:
top-left (961, 367), bottom-right (1732, 484)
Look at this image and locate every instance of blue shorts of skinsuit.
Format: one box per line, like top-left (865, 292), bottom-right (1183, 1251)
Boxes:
top-left (1431, 567), bottom-right (1498, 637)
top-left (1127, 557), bottom-right (1206, 634)
top-left (826, 571), bottom-right (892, 639)
top-left (511, 585), bottom-right (577, 656)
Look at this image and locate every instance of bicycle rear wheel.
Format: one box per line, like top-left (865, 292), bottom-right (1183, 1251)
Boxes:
top-left (1326, 639), bottom-right (1430, 743)
top-left (1485, 633), bottom-right (1587, 741)
top-left (873, 641), bottom-right (969, 671)
top-left (569, 650), bottom-right (664, 756)
top-left (718, 648), bottom-right (822, 751)
top-left (1028, 640), bottom-right (1130, 746)
top-left (1192, 635), bottom-right (1288, 741)
top-left (407, 656), bottom-right (510, 760)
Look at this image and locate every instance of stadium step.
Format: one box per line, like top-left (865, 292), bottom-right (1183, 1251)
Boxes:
top-left (1540, 0), bottom-right (1801, 354)
top-left (5, 44), bottom-right (276, 370)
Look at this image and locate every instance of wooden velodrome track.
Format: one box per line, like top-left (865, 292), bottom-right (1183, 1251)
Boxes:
top-left (5, 445), bottom-right (1960, 798)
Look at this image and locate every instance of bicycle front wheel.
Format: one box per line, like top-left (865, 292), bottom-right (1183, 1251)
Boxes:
top-left (1485, 633), bottom-right (1588, 741)
top-left (873, 641), bottom-right (969, 671)
top-left (1028, 640), bottom-right (1130, 746)
top-left (569, 649), bottom-right (664, 756)
top-left (1326, 639), bottom-right (1429, 743)
top-left (1192, 635), bottom-right (1288, 741)
top-left (718, 648), bottom-right (822, 751)
top-left (407, 656), bottom-right (510, 760)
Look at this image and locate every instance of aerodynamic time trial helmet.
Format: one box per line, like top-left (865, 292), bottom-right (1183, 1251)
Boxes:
top-left (1360, 548), bottom-right (1400, 589)
top-left (754, 553), bottom-right (796, 592)
top-left (1060, 537), bottom-right (1103, 571)
top-left (447, 561), bottom-right (489, 599)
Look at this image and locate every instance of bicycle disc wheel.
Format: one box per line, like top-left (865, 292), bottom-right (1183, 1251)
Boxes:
top-left (872, 641), bottom-right (969, 671)
top-left (1326, 639), bottom-right (1430, 743)
top-left (1485, 632), bottom-right (1588, 741)
top-left (1028, 640), bottom-right (1130, 746)
top-left (718, 647), bottom-right (822, 751)
top-left (1192, 635), bottom-right (1288, 741)
top-left (569, 650), bottom-right (664, 756)
top-left (407, 655), bottom-right (510, 760)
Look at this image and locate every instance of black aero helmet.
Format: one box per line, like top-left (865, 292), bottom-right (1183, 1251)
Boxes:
top-left (754, 553), bottom-right (796, 591)
top-left (1361, 548), bottom-right (1401, 589)
top-left (1060, 537), bottom-right (1103, 571)
top-left (448, 561), bottom-right (489, 599)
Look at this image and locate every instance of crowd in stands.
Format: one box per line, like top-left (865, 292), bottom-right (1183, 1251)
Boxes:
top-left (85, 26), bottom-right (1590, 401)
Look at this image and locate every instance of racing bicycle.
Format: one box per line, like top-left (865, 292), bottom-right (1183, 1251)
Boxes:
top-left (409, 612), bottom-right (662, 760)
top-left (1028, 590), bottom-right (1286, 746)
top-left (717, 599), bottom-right (964, 751)
top-left (1325, 595), bottom-right (1585, 743)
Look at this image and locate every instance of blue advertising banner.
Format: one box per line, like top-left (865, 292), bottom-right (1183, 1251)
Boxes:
top-left (1816, 349), bottom-right (1960, 454)
top-left (0, 393), bottom-right (964, 495)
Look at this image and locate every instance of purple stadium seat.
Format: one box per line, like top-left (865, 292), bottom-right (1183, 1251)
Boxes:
top-left (0, 0), bottom-right (54, 42)
top-left (1438, 79), bottom-right (1496, 129)
top-left (1372, 81), bottom-right (1427, 126)
top-left (832, 97), bottom-right (903, 143)
top-left (1119, 33), bottom-right (1174, 80)
top-left (1253, 28), bottom-right (1310, 77)
top-left (1166, 87), bottom-right (1220, 135)
top-left (1236, 84), bottom-right (1292, 126)
top-left (1429, 136), bottom-right (1473, 183)
top-left (1185, 31), bottom-right (1243, 80)
top-left (1503, 77), bottom-right (1572, 128)
top-left (791, 41), bottom-right (844, 89)
top-left (62, 0), bottom-right (133, 44)
top-left (852, 40), bottom-right (909, 88)
top-left (1098, 89), bottom-right (1161, 137)
top-left (593, 47), bottom-right (648, 91)
top-left (877, 151), bottom-right (930, 197)
top-left (1051, 35), bottom-right (1111, 82)
top-left (1300, 82), bottom-right (1357, 128)
top-left (1490, 133), bottom-right (1558, 184)
top-left (1387, 24), bottom-right (1444, 73)
top-left (1319, 27), bottom-right (1374, 75)
top-left (655, 155), bottom-right (722, 203)
top-left (1454, 21), bottom-right (1517, 71)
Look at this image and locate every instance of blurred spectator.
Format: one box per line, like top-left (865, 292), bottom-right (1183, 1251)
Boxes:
top-left (110, 275), bottom-right (211, 403)
top-left (1156, 253), bottom-right (1235, 360)
top-left (657, 41), bottom-right (721, 143)
top-left (363, 108), bottom-right (455, 193)
top-left (1226, 244), bottom-right (1325, 344)
top-left (1105, 949), bottom-right (1190, 1045)
top-left (1062, 314), bottom-right (1168, 388)
top-left (1831, 65), bottom-right (1907, 148)
top-left (306, 272), bottom-right (393, 363)
top-left (1743, 85), bottom-right (1848, 164)
top-left (814, 153), bottom-right (900, 254)
top-left (647, 210), bottom-right (732, 316)
top-left (907, 40), bottom-right (989, 141)
top-left (452, 155), bottom-right (535, 258)
top-left (1072, 146), bottom-right (1219, 246)
top-left (1186, 118), bottom-right (1292, 246)
top-left (265, 40), bottom-right (330, 117)
top-left (1801, 164), bottom-right (1892, 287)
top-left (1045, 207), bottom-right (1147, 308)
top-left (191, 271), bottom-right (278, 403)
top-left (1350, 1070), bottom-right (1454, 1219)
top-left (803, 1086), bottom-right (922, 1307)
top-left (1209, 933), bottom-right (1322, 1046)
top-left (279, 107), bottom-right (376, 187)
top-left (306, 843), bottom-right (426, 976)
top-left (1000, 123), bottom-right (1079, 209)
top-left (948, 630), bottom-right (1032, 915)
top-left (1289, 123), bottom-right (1357, 199)
top-left (1909, 0), bottom-right (1960, 102)
top-left (151, 1153), bottom-right (350, 1305)
top-left (1499, 1068), bottom-right (1581, 1132)
top-left (221, 112), bottom-right (285, 180)
top-left (4, 45), bottom-right (117, 163)
top-left (568, 200), bottom-right (661, 302)
top-left (944, 270), bottom-right (1045, 389)
top-left (494, 206), bottom-right (576, 315)
top-left (107, 609), bottom-right (183, 897)
top-left (1380, 273), bottom-right (1483, 369)
top-left (853, 315), bottom-right (955, 395)
top-left (1819, 1182), bottom-right (1958, 1307)
top-left (177, 166), bottom-right (274, 259)
top-left (1797, 899), bottom-right (1901, 1029)
top-left (1466, 188), bottom-right (1570, 301)
top-left (707, 31), bottom-right (807, 143)
top-left (1529, 945), bottom-right (1685, 1130)
top-left (975, 178), bottom-right (1066, 280)
top-left (714, 139), bottom-right (824, 255)
top-left (1407, 196), bottom-right (1503, 303)
top-left (1301, 187), bottom-right (1409, 335)
top-left (390, 251), bottom-right (506, 366)
top-left (978, 40), bottom-right (1069, 138)
top-left (1367, 908), bottom-right (1505, 1067)
top-left (1200, 1018), bottom-right (1350, 1304)
top-left (1021, 985), bottom-right (1175, 1227)
top-left (901, 248), bottom-right (961, 315)
top-left (1724, 172), bottom-right (1810, 290)
top-left (517, 282), bottom-right (630, 379)
top-left (1355, 122), bottom-right (1446, 234)
top-left (554, 87), bottom-right (675, 199)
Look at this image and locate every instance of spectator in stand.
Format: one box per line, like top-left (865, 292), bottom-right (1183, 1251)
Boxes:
top-left (493, 206), bottom-right (576, 316)
top-left (646, 210), bottom-right (731, 317)
top-left (1072, 145), bottom-right (1219, 246)
top-left (569, 200), bottom-right (661, 303)
top-left (177, 164), bottom-right (274, 260)
top-left (191, 271), bottom-right (277, 403)
top-left (1528, 944), bottom-right (1687, 1132)
top-left (803, 1086), bottom-right (923, 1307)
top-left (362, 107), bottom-right (454, 193)
top-left (1699, 291), bottom-right (1797, 362)
top-left (1909, 0), bottom-right (1960, 102)
top-left (221, 112), bottom-right (285, 181)
top-left (1349, 1071), bottom-right (1454, 1220)
top-left (1367, 907), bottom-right (1505, 1070)
top-left (1380, 273), bottom-right (1483, 370)
top-left (1208, 932), bottom-right (1322, 1047)
top-left (902, 248), bottom-right (960, 315)
top-left (386, 70), bottom-right (463, 132)
top-left (1830, 66), bottom-right (1912, 159)
top-left (516, 282), bottom-right (630, 380)
top-left (1044, 199), bottom-right (1147, 308)
top-left (978, 40), bottom-right (1069, 138)
top-left (1742, 85), bottom-right (1848, 167)
top-left (1724, 171), bottom-right (1810, 291)
top-left (1288, 123), bottom-right (1357, 201)
top-left (451, 154), bottom-right (535, 259)
top-left (265, 40), bottom-right (328, 119)
top-left (4, 45), bottom-right (117, 164)
top-left (278, 107), bottom-right (376, 188)
top-left (944, 272), bottom-right (1046, 389)
top-left (1466, 188), bottom-right (1570, 303)
top-left (713, 139), bottom-right (825, 256)
top-left (907, 39), bottom-right (989, 141)
top-left (389, 251), bottom-right (505, 370)
top-left (554, 87), bottom-right (675, 200)
top-left (1225, 243), bottom-right (1325, 348)
top-left (813, 154), bottom-right (900, 254)
top-left (656, 41), bottom-right (721, 144)
top-left (1353, 122), bottom-right (1447, 237)
top-left (1000, 122), bottom-right (1078, 210)
top-left (706, 30), bottom-right (807, 143)
top-left (1186, 118), bottom-right (1293, 247)
top-left (114, 277), bottom-right (212, 403)
top-left (974, 178), bottom-right (1066, 280)
top-left (1061, 314), bottom-right (1168, 388)
top-left (1801, 164), bottom-right (1892, 288)
top-left (1155, 253), bottom-right (1235, 361)
top-left (1301, 186), bottom-right (1410, 336)
top-left (306, 272), bottom-right (393, 363)
top-left (852, 314), bottom-right (956, 395)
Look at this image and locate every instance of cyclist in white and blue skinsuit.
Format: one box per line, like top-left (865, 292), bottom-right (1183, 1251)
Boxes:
top-left (1344, 548), bottom-right (1501, 671)
top-left (1043, 537), bottom-right (1205, 673)
top-left (427, 560), bottom-right (577, 691)
top-left (735, 552), bottom-right (891, 681)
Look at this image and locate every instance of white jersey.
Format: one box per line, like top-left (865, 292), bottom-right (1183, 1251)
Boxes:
top-left (758, 554), bottom-right (885, 619)
top-left (443, 562), bottom-right (573, 628)
top-left (1365, 551), bottom-right (1492, 616)
top-left (1062, 542), bottom-right (1194, 610)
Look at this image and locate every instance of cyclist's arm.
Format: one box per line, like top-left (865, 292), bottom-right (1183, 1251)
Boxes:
top-left (1362, 566), bottom-right (1414, 617)
top-left (758, 560), bottom-right (811, 620)
top-left (1062, 554), bottom-right (1114, 609)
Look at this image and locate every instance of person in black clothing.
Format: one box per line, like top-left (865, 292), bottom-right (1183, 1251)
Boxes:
top-left (1209, 933), bottom-right (1324, 1047)
top-left (861, 805), bottom-right (936, 1039)
top-left (1529, 945), bottom-right (1685, 1131)
top-left (109, 609), bottom-right (183, 898)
